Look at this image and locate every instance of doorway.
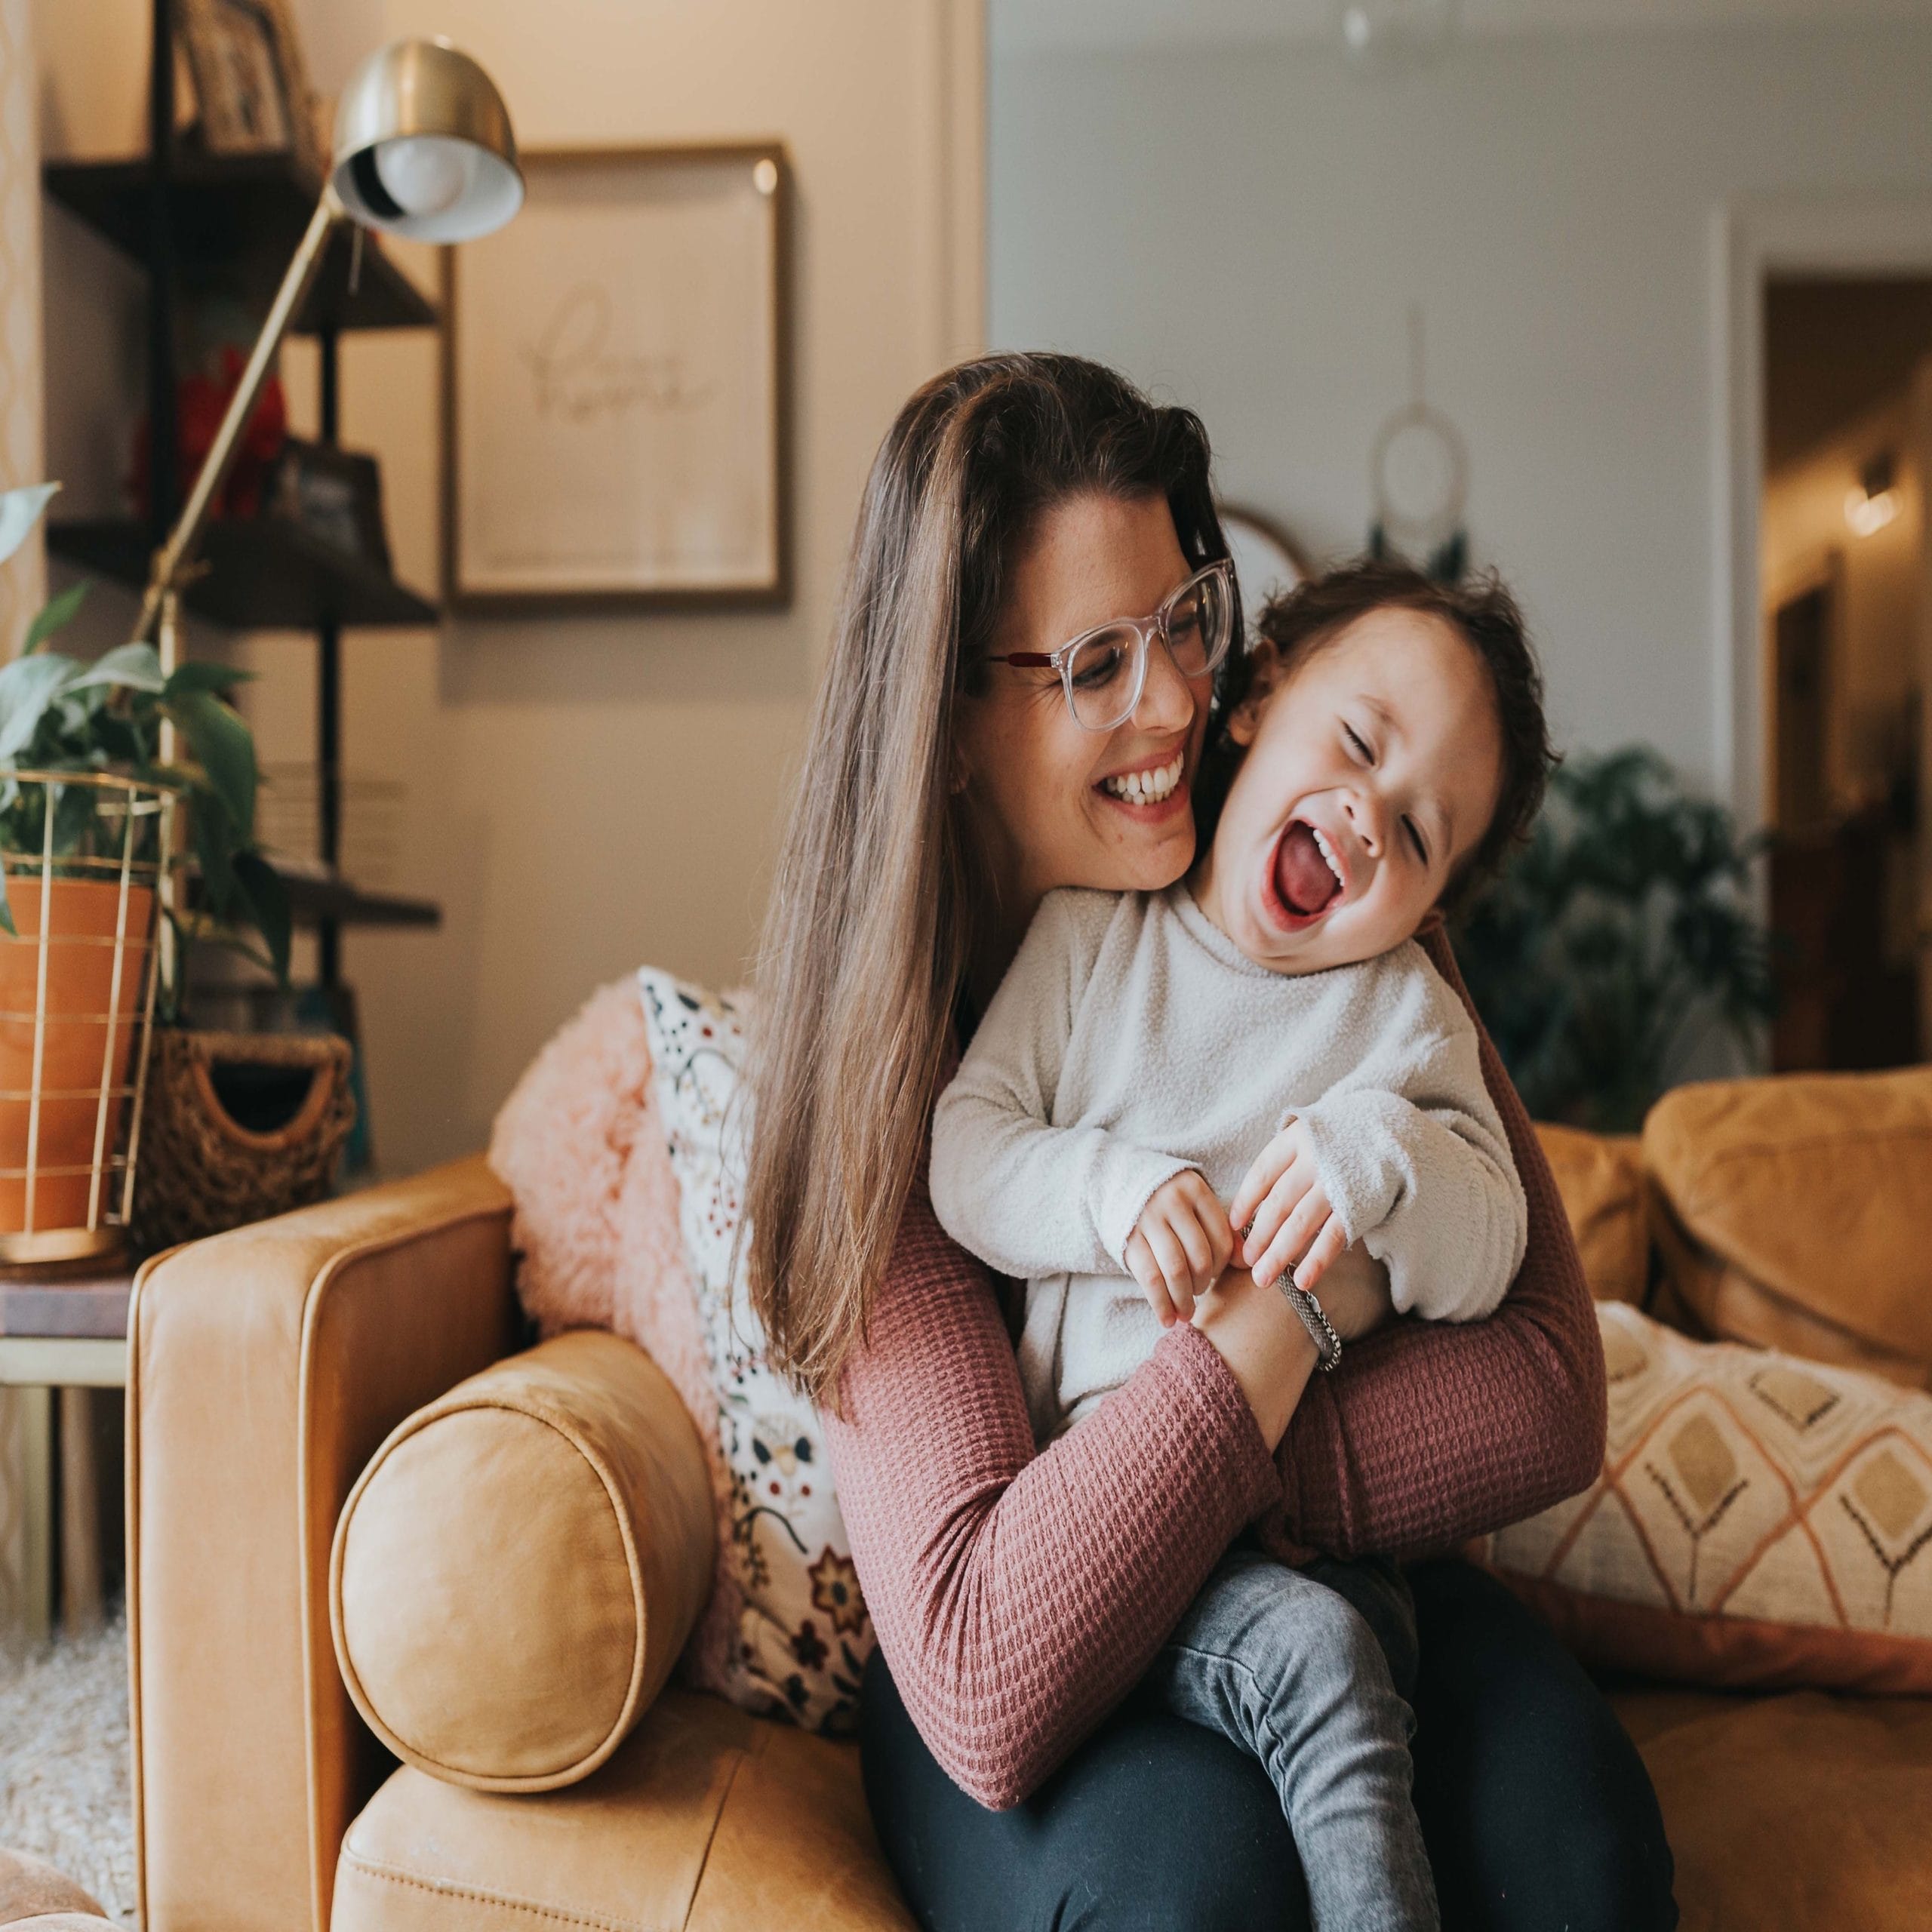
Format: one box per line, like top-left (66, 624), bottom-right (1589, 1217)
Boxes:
top-left (1760, 275), bottom-right (1930, 1071)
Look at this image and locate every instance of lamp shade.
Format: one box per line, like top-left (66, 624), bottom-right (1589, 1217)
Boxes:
top-left (332, 38), bottom-right (523, 243)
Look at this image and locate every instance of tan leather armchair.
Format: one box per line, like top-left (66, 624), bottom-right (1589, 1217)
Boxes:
top-left (127, 1158), bottom-right (910, 1932)
top-left (130, 1125), bottom-right (1932, 1932)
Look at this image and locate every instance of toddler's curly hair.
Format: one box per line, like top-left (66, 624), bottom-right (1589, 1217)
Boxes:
top-left (1196, 558), bottom-right (1557, 914)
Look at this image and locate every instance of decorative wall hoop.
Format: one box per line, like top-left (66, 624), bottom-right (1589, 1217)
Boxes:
top-left (1369, 305), bottom-right (1469, 555)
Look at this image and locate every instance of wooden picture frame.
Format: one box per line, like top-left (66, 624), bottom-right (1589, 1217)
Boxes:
top-left (441, 143), bottom-right (793, 614)
top-left (177, 0), bottom-right (325, 181)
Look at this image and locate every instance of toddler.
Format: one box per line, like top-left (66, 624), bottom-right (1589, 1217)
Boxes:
top-left (930, 560), bottom-right (1554, 1932)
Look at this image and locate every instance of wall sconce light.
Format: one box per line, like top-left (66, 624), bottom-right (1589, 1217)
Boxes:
top-left (1845, 450), bottom-right (1900, 538)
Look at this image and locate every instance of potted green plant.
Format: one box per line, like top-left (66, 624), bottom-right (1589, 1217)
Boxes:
top-left (0, 483), bottom-right (289, 1254)
top-left (1452, 746), bottom-right (1776, 1134)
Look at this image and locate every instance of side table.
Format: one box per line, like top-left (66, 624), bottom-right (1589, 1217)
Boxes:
top-left (0, 1267), bottom-right (134, 1646)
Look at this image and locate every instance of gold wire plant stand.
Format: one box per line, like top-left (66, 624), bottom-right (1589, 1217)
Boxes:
top-left (0, 769), bottom-right (174, 1266)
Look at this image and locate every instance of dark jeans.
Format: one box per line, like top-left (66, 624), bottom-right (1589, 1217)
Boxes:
top-left (860, 1558), bottom-right (1677, 1932)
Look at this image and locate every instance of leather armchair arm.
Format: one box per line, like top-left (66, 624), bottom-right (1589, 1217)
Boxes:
top-left (129, 1156), bottom-right (520, 1932)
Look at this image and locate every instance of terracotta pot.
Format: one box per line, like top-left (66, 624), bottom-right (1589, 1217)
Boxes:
top-left (0, 874), bottom-right (156, 1244)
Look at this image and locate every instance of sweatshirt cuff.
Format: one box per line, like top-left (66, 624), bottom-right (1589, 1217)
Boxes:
top-left (1091, 1147), bottom-right (1200, 1270)
top-left (1295, 1100), bottom-right (1401, 1246)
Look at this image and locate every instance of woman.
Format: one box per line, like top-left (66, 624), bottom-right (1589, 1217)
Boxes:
top-left (744, 352), bottom-right (1675, 1930)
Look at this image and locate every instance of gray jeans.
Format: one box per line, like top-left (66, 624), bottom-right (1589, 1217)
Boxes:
top-left (1144, 1549), bottom-right (1439, 1932)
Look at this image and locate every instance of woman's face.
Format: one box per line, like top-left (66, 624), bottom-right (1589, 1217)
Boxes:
top-left (957, 492), bottom-right (1212, 925)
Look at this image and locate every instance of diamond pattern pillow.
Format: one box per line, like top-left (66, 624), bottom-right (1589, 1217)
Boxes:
top-left (636, 970), bottom-right (872, 1733)
top-left (1473, 1302), bottom-right (1932, 1693)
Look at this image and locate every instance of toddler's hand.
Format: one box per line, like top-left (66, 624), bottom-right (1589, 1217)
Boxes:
top-left (1230, 1118), bottom-right (1348, 1296)
top-left (1125, 1171), bottom-right (1235, 1327)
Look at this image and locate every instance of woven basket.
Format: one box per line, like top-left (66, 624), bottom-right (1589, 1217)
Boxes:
top-left (132, 1028), bottom-right (357, 1251)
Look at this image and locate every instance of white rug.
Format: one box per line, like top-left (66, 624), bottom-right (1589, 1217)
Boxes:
top-left (0, 1613), bottom-right (134, 1925)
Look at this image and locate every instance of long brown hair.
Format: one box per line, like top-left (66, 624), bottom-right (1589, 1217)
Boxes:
top-left (743, 352), bottom-right (1227, 1401)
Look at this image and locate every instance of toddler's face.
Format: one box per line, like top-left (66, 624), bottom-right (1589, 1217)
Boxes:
top-left (1193, 607), bottom-right (1504, 974)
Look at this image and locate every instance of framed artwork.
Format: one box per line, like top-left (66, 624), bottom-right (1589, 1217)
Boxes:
top-left (441, 145), bottom-right (792, 613)
top-left (268, 439), bottom-right (392, 576)
top-left (177, 0), bottom-right (325, 181)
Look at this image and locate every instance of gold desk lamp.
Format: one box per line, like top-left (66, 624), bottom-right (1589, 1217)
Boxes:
top-left (134, 36), bottom-right (523, 669)
top-left (128, 36), bottom-right (521, 989)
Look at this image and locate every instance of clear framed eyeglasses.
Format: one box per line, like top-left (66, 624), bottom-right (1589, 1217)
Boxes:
top-left (987, 558), bottom-right (1237, 732)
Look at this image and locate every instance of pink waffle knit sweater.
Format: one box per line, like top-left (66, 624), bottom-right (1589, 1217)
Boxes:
top-left (823, 925), bottom-right (1606, 1810)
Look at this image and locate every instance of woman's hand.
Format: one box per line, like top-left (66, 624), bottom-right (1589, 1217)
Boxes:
top-left (1315, 1243), bottom-right (1396, 1342)
top-left (1192, 1243), bottom-right (1393, 1448)
top-left (1190, 1261), bottom-right (1318, 1450)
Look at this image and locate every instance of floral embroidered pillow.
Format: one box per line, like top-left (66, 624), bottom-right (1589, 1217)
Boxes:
top-left (637, 969), bottom-right (872, 1731)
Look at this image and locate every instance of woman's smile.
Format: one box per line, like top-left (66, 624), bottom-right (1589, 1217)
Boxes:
top-left (1097, 746), bottom-right (1189, 814)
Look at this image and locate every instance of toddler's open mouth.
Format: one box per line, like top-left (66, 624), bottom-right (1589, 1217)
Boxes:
top-left (1269, 820), bottom-right (1345, 924)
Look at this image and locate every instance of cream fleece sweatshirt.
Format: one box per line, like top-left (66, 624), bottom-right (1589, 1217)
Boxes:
top-left (930, 884), bottom-right (1527, 1441)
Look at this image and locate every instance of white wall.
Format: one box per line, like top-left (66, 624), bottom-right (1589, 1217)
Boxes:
top-left (37, 0), bottom-right (984, 1174)
top-left (991, 20), bottom-right (1932, 798)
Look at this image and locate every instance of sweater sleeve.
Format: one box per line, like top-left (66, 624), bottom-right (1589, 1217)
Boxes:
top-left (931, 891), bottom-right (1192, 1276)
top-left (825, 1152), bottom-right (1281, 1810)
top-left (1273, 924), bottom-right (1607, 1562)
top-left (1294, 971), bottom-right (1526, 1324)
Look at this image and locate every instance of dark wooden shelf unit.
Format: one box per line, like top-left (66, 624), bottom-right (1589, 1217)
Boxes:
top-left (180, 858), bottom-right (440, 934)
top-left (47, 8), bottom-right (446, 1003)
top-left (47, 516), bottom-right (436, 631)
top-left (44, 151), bottom-right (437, 334)
top-left (275, 867), bottom-right (441, 931)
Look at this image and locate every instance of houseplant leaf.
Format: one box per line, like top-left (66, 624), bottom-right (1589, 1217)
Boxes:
top-left (193, 792), bottom-right (238, 912)
top-left (0, 483), bottom-right (59, 568)
top-left (231, 850), bottom-right (291, 983)
top-left (66, 641), bottom-right (165, 694)
top-left (22, 580), bottom-right (88, 655)
top-left (165, 689), bottom-right (256, 839)
top-left (162, 661), bottom-right (256, 698)
top-left (0, 652), bottom-right (79, 762)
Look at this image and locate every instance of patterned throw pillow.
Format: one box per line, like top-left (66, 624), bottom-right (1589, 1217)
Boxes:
top-left (636, 970), bottom-right (872, 1732)
top-left (1474, 1302), bottom-right (1932, 1693)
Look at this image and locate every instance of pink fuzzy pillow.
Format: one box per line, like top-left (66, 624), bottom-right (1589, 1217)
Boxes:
top-left (487, 980), bottom-right (743, 1699)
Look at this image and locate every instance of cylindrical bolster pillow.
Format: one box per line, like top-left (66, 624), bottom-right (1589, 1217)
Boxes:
top-left (330, 1328), bottom-right (715, 1792)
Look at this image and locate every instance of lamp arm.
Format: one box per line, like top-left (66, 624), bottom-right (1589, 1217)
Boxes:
top-left (133, 182), bottom-right (346, 646)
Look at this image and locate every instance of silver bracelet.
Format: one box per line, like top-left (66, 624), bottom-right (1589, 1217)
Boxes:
top-left (1279, 1278), bottom-right (1343, 1372)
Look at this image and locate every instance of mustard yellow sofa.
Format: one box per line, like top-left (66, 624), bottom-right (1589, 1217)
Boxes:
top-left (126, 1069), bottom-right (1932, 1932)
